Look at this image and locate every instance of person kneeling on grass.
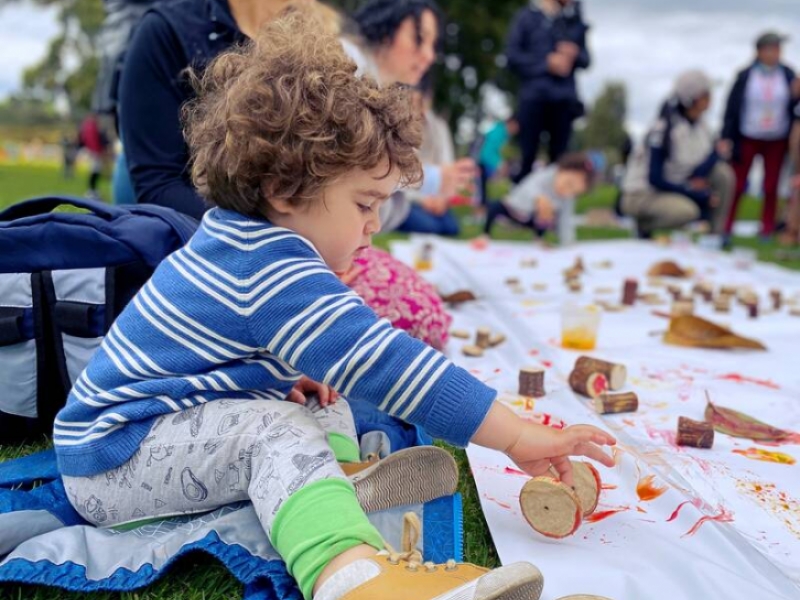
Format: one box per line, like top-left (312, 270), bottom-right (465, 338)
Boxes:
top-left (483, 152), bottom-right (593, 246)
top-left (55, 11), bottom-right (615, 600)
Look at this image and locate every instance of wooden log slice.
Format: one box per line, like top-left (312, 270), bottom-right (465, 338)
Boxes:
top-left (520, 477), bottom-right (582, 539)
top-left (571, 461), bottom-right (602, 517)
top-left (574, 357), bottom-right (627, 390)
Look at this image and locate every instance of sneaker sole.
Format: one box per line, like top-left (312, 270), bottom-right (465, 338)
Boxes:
top-left (471, 562), bottom-right (544, 600)
top-left (351, 446), bottom-right (458, 513)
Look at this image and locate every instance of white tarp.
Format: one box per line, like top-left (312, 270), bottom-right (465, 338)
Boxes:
top-left (392, 237), bottom-right (800, 600)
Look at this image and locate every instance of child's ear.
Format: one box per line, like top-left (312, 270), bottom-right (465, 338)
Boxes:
top-left (261, 180), bottom-right (296, 216)
top-left (269, 196), bottom-right (296, 215)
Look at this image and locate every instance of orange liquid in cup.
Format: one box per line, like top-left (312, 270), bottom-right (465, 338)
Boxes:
top-left (414, 258), bottom-right (432, 271)
top-left (561, 327), bottom-right (597, 350)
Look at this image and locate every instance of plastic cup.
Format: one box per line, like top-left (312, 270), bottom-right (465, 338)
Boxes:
top-left (561, 304), bottom-right (601, 350)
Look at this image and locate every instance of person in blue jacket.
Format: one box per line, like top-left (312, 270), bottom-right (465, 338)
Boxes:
top-left (505, 0), bottom-right (590, 184)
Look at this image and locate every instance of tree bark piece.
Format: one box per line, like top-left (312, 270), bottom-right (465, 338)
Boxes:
top-left (746, 302), bottom-right (759, 319)
top-left (770, 289), bottom-right (782, 310)
top-left (518, 367), bottom-right (546, 398)
top-left (475, 327), bottom-right (492, 349)
top-left (488, 333), bottom-right (506, 347)
top-left (677, 416), bottom-right (714, 448)
top-left (574, 357), bottom-right (627, 390)
top-left (594, 392), bottom-right (638, 414)
top-left (568, 370), bottom-right (608, 399)
top-left (461, 344), bottom-right (484, 358)
top-left (671, 299), bottom-right (694, 317)
top-left (622, 278), bottom-right (638, 306)
top-left (439, 290), bottom-right (476, 304)
top-left (713, 296), bottom-right (731, 313)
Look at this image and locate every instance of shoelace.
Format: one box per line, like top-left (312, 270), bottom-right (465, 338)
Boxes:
top-left (379, 512), bottom-right (458, 573)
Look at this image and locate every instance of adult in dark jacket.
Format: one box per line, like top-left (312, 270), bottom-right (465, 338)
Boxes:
top-left (118, 0), bottom-right (340, 219)
top-left (505, 0), bottom-right (590, 183)
top-left (721, 32), bottom-right (800, 238)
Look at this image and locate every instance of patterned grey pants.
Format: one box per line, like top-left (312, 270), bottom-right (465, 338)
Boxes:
top-left (63, 398), bottom-right (359, 533)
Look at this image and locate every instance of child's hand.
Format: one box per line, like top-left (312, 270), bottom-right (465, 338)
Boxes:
top-left (422, 196), bottom-right (449, 216)
top-left (286, 376), bottom-right (338, 407)
top-left (505, 423), bottom-right (616, 487)
top-left (535, 195), bottom-right (555, 228)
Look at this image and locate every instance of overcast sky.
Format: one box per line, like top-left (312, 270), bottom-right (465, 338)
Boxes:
top-left (0, 0), bottom-right (798, 138)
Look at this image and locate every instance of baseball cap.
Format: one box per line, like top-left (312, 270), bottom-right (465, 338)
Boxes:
top-left (756, 32), bottom-right (788, 49)
top-left (674, 70), bottom-right (713, 107)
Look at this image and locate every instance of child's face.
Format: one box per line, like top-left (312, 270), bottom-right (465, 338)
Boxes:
top-left (270, 163), bottom-right (399, 274)
top-left (554, 170), bottom-right (588, 198)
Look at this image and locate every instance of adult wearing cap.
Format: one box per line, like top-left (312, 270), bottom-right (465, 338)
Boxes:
top-left (722, 32), bottom-right (799, 239)
top-left (620, 70), bottom-right (735, 238)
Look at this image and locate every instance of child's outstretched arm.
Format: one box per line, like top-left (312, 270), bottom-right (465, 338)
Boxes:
top-left (472, 401), bottom-right (615, 487)
top-left (245, 234), bottom-right (614, 474)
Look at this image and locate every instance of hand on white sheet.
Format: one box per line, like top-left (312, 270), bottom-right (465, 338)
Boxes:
top-left (286, 376), bottom-right (339, 407)
top-left (504, 423), bottom-right (616, 488)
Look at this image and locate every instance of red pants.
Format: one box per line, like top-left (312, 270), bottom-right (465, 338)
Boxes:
top-left (725, 136), bottom-right (789, 235)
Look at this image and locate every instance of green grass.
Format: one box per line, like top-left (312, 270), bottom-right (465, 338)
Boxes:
top-left (0, 163), bottom-right (112, 207)
top-left (0, 162), bottom-right (796, 599)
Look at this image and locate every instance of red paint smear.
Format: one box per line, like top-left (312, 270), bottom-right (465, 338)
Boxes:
top-left (667, 500), bottom-right (693, 522)
top-left (528, 349), bottom-right (540, 356)
top-left (483, 494), bottom-right (512, 510)
top-left (637, 475), bottom-right (668, 502)
top-left (503, 467), bottom-right (527, 477)
top-left (541, 360), bottom-right (553, 368)
top-left (493, 368), bottom-right (502, 374)
top-left (601, 484), bottom-right (618, 490)
top-left (586, 507), bottom-right (629, 523)
top-left (644, 424), bottom-right (682, 451)
top-left (717, 373), bottom-right (780, 390)
top-left (682, 508), bottom-right (734, 538)
top-left (636, 506), bottom-right (647, 513)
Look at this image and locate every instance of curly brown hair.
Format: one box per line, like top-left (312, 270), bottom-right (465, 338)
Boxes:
top-left (183, 9), bottom-right (423, 218)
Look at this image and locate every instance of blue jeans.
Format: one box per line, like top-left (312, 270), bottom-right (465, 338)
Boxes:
top-left (397, 203), bottom-right (460, 236)
top-left (112, 151), bottom-right (136, 206)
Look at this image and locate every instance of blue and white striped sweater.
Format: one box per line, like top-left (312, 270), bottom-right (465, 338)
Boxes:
top-left (55, 208), bottom-right (496, 477)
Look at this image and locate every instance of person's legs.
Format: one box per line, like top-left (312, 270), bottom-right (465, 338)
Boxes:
top-left (641, 192), bottom-right (701, 231)
top-left (63, 400), bottom-right (383, 599)
top-left (626, 190), bottom-right (700, 236)
top-left (483, 200), bottom-right (511, 235)
top-left (112, 151), bottom-right (137, 205)
top-left (545, 101), bottom-right (575, 163)
top-left (396, 204), bottom-right (459, 236)
top-left (513, 97), bottom-right (545, 184)
top-left (708, 162), bottom-right (736, 235)
top-left (725, 137), bottom-right (759, 234)
top-left (760, 138), bottom-right (790, 236)
top-left (478, 163), bottom-right (492, 206)
top-left (305, 396), bottom-right (361, 463)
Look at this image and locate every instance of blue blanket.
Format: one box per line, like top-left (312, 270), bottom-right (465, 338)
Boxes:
top-left (0, 400), bottom-right (463, 599)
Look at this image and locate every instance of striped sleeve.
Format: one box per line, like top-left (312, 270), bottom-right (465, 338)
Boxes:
top-left (245, 240), bottom-right (496, 447)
